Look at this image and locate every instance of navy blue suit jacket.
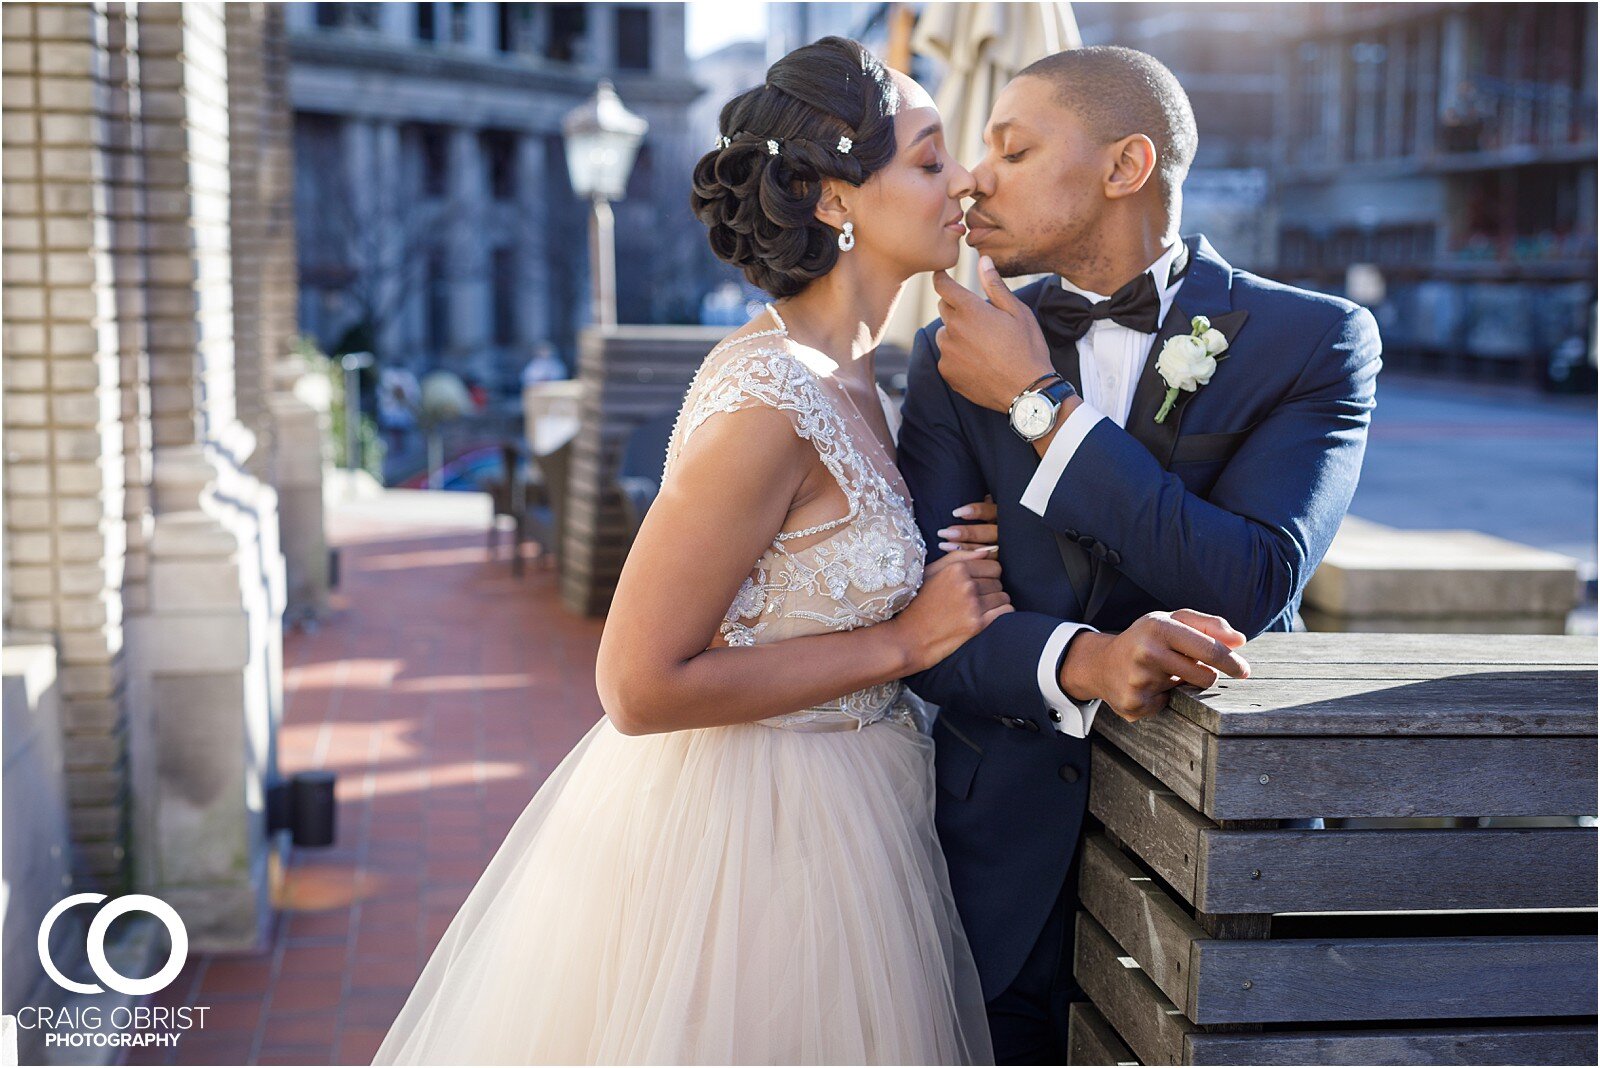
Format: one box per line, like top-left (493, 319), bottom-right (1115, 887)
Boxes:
top-left (897, 233), bottom-right (1382, 1002)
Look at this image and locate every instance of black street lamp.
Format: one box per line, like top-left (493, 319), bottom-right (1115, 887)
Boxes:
top-left (561, 80), bottom-right (648, 328)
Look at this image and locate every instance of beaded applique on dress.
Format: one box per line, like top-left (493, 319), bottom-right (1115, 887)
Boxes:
top-left (662, 305), bottom-right (927, 731)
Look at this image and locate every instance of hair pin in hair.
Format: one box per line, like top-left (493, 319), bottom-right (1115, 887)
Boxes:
top-left (715, 134), bottom-right (731, 150)
top-left (766, 139), bottom-right (780, 155)
top-left (837, 136), bottom-right (853, 154)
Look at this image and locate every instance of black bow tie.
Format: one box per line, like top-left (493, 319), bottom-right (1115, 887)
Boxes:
top-left (1037, 270), bottom-right (1162, 347)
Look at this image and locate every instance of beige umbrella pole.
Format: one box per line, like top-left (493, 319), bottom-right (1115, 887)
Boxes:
top-left (883, 1), bottom-right (1082, 350)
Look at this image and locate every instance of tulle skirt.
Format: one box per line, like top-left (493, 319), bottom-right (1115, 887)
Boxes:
top-left (371, 712), bottom-right (994, 1065)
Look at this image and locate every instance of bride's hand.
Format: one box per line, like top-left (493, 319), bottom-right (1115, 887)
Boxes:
top-left (935, 495), bottom-right (998, 552)
top-left (888, 546), bottom-right (1011, 673)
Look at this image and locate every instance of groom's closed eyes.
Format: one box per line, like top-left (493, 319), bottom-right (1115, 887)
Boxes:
top-left (981, 119), bottom-right (1040, 163)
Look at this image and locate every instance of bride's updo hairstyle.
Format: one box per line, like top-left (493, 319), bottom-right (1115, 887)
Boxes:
top-left (691, 36), bottom-right (901, 298)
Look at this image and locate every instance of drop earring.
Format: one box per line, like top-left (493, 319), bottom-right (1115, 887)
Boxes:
top-left (837, 221), bottom-right (855, 252)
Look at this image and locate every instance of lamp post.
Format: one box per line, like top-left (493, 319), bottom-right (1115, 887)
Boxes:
top-left (339, 350), bottom-right (374, 472)
top-left (561, 80), bottom-right (648, 329)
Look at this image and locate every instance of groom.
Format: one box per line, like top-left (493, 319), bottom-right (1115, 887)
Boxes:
top-left (897, 46), bottom-right (1382, 1062)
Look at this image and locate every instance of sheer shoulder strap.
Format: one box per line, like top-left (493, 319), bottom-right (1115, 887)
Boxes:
top-left (662, 331), bottom-right (867, 543)
top-left (663, 334), bottom-right (811, 480)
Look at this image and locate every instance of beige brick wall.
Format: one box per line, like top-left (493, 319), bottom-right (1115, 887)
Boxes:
top-left (2, 0), bottom-right (133, 888)
top-left (1, 1), bottom-right (305, 896)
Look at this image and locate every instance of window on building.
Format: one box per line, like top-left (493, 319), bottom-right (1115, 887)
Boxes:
top-left (492, 247), bottom-right (517, 346)
top-left (316, 3), bottom-right (381, 31)
top-left (427, 248), bottom-right (450, 354)
top-left (497, 3), bottom-right (535, 53)
top-left (419, 125), bottom-right (448, 198)
top-left (415, 2), bottom-right (436, 42)
top-left (616, 8), bottom-right (652, 70)
top-left (450, 1), bottom-right (470, 44)
top-left (484, 130), bottom-right (517, 200)
top-left (546, 4), bottom-right (587, 63)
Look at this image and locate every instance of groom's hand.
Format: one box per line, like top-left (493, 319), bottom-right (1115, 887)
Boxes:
top-left (932, 256), bottom-right (1057, 414)
top-left (1062, 609), bottom-right (1251, 721)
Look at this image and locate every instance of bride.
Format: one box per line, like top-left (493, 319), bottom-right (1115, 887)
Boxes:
top-left (373, 37), bottom-right (999, 1064)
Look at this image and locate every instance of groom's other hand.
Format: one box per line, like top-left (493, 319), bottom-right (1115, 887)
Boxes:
top-left (1064, 609), bottom-right (1250, 721)
top-left (932, 257), bottom-right (1064, 415)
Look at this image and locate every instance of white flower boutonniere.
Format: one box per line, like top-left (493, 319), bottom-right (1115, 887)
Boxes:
top-left (1154, 315), bottom-right (1230, 423)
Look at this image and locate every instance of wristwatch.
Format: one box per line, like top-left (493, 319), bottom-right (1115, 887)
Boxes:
top-left (1008, 373), bottom-right (1078, 442)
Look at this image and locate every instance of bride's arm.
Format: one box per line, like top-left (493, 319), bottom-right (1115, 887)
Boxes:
top-left (596, 401), bottom-right (1000, 736)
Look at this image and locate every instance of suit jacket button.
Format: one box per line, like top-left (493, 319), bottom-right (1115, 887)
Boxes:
top-left (1023, 719), bottom-right (1040, 733)
top-left (1059, 763), bottom-right (1081, 783)
top-left (1091, 542), bottom-right (1108, 560)
top-left (1064, 528), bottom-right (1079, 539)
top-left (1106, 550), bottom-right (1122, 566)
top-left (1077, 534), bottom-right (1096, 548)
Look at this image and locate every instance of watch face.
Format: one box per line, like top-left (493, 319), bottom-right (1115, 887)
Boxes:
top-left (1011, 393), bottom-right (1054, 438)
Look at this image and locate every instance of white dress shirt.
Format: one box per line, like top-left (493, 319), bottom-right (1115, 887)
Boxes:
top-left (1023, 242), bottom-right (1187, 737)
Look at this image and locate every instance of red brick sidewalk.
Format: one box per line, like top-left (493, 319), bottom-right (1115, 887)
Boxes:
top-left (128, 502), bottom-right (606, 1066)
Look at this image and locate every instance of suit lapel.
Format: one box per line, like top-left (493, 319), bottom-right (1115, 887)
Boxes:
top-left (1124, 234), bottom-right (1242, 468)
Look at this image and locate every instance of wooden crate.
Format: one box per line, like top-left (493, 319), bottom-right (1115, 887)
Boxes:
top-left (1069, 633), bottom-right (1599, 1066)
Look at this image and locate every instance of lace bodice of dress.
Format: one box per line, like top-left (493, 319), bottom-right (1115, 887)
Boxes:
top-left (661, 306), bottom-right (927, 731)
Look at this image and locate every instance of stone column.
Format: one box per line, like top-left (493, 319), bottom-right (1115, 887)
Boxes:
top-left (379, 0), bottom-right (412, 42)
top-left (372, 118), bottom-right (404, 362)
top-left (2, 0), bottom-right (135, 892)
top-left (466, 0), bottom-right (495, 53)
top-left (585, 2), bottom-right (615, 72)
top-left (228, 2), bottom-right (327, 621)
top-left (4, 0), bottom-right (305, 956)
top-left (447, 123), bottom-right (489, 379)
top-left (515, 130), bottom-right (550, 349)
top-left (125, 0), bottom-right (286, 952)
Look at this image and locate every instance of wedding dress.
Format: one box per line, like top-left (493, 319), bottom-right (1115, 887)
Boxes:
top-left (372, 306), bottom-right (994, 1065)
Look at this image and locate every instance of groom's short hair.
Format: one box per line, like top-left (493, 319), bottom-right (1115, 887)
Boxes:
top-left (1018, 46), bottom-right (1197, 217)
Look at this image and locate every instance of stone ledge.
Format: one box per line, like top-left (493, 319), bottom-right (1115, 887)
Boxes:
top-left (1306, 515), bottom-right (1582, 620)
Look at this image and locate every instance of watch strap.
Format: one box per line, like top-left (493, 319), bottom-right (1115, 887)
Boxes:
top-left (1018, 371), bottom-right (1063, 398)
top-left (1040, 378), bottom-right (1077, 405)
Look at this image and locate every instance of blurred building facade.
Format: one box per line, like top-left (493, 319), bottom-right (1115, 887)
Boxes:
top-left (285, 2), bottom-right (702, 395)
top-left (1074, 2), bottom-right (1296, 269)
top-left (1063, 2), bottom-right (1598, 385)
top-left (3, 2), bottom-right (327, 1009)
top-left (1274, 2), bottom-right (1596, 385)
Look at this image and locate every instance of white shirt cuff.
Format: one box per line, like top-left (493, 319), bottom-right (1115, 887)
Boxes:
top-left (1020, 401), bottom-right (1107, 516)
top-left (1037, 621), bottom-right (1102, 738)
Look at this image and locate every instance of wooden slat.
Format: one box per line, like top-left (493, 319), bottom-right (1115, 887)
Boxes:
top-left (1067, 1001), bottom-right (1141, 1066)
top-left (1093, 705), bottom-right (1210, 812)
top-left (1184, 1023), bottom-right (1598, 1066)
top-left (1079, 832), bottom-right (1599, 1027)
top-left (1197, 825), bottom-right (1599, 913)
top-left (1074, 911), bottom-right (1194, 1066)
top-left (1078, 833), bottom-right (1209, 1015)
top-left (1171, 671), bottom-right (1597, 736)
top-left (1236, 632), bottom-right (1596, 666)
top-left (1205, 735), bottom-right (1598, 819)
top-left (1190, 933), bottom-right (1598, 1023)
top-left (1227, 663), bottom-right (1596, 681)
top-left (1089, 741), bottom-right (1210, 904)
top-left (1091, 741), bottom-right (1599, 912)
